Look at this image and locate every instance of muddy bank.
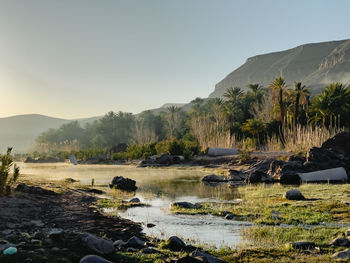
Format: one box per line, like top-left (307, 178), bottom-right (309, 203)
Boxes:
top-left (0, 184), bottom-right (142, 262)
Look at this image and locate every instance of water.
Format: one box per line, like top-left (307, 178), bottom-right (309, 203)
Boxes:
top-left (18, 162), bottom-right (251, 248)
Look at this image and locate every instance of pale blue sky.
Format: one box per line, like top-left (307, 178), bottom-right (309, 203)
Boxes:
top-left (0, 0), bottom-right (349, 118)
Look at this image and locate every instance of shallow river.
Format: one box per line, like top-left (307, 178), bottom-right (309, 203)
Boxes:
top-left (18, 162), bottom-right (251, 248)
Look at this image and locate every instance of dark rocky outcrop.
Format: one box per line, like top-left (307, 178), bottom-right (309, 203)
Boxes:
top-left (291, 241), bottom-right (316, 250)
top-left (163, 236), bottom-right (187, 251)
top-left (109, 176), bottom-right (137, 191)
top-left (79, 255), bottom-right (113, 263)
top-left (80, 233), bottom-right (115, 255)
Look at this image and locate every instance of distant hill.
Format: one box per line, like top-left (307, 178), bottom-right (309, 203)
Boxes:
top-left (210, 39), bottom-right (350, 97)
top-left (0, 114), bottom-right (100, 153)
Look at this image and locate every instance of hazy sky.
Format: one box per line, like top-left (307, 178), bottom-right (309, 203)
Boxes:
top-left (0, 0), bottom-right (349, 119)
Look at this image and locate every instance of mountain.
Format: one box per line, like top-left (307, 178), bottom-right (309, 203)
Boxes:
top-left (210, 39), bottom-right (350, 98)
top-left (0, 114), bottom-right (100, 153)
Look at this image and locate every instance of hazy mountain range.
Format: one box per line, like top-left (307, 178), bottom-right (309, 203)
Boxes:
top-left (2, 39), bottom-right (350, 153)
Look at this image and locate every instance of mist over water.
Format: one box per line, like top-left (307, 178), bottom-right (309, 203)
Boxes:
top-left (18, 163), bottom-right (249, 247)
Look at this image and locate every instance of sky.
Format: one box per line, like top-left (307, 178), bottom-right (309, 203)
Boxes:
top-left (0, 0), bottom-right (349, 119)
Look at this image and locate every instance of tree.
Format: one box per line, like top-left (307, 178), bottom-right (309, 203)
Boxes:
top-left (269, 77), bottom-right (287, 145)
top-left (309, 83), bottom-right (350, 127)
top-left (0, 148), bottom-right (19, 196)
top-left (293, 82), bottom-right (310, 126)
top-left (242, 119), bottom-right (266, 144)
top-left (164, 106), bottom-right (185, 138)
top-left (247, 84), bottom-right (267, 105)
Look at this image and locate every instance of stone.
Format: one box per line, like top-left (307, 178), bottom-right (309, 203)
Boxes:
top-left (332, 248), bottom-right (350, 259)
top-left (225, 213), bottom-right (234, 220)
top-left (51, 247), bottom-right (60, 253)
top-left (48, 228), bottom-right (64, 242)
top-left (79, 255), bottom-right (113, 263)
top-left (113, 240), bottom-right (126, 249)
top-left (268, 160), bottom-right (302, 184)
top-left (2, 229), bottom-right (12, 235)
top-left (146, 223), bottom-right (156, 228)
top-left (345, 229), bottom-right (350, 237)
top-left (3, 247), bottom-right (17, 255)
top-left (30, 239), bottom-right (41, 245)
top-left (109, 176), bottom-right (137, 191)
top-left (283, 189), bottom-right (305, 200)
top-left (125, 236), bottom-right (146, 248)
top-left (81, 233), bottom-right (114, 255)
top-left (291, 241), bottom-right (316, 250)
top-left (201, 174), bottom-right (228, 182)
top-left (329, 237), bottom-right (350, 247)
top-left (0, 241), bottom-right (15, 253)
top-left (164, 236), bottom-right (186, 251)
top-left (129, 197), bottom-right (140, 203)
top-left (170, 202), bottom-right (202, 209)
top-left (126, 247), bottom-right (138, 252)
top-left (191, 251), bottom-right (227, 263)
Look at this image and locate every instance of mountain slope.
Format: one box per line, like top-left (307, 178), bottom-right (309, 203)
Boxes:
top-left (210, 39), bottom-right (350, 97)
top-left (0, 114), bottom-right (100, 153)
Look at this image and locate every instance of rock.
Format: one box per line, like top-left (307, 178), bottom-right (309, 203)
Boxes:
top-left (113, 240), bottom-right (126, 249)
top-left (125, 236), bottom-right (146, 248)
top-left (176, 256), bottom-right (203, 263)
top-left (15, 183), bottom-right (57, 195)
top-left (191, 251), bottom-right (227, 263)
top-left (164, 236), bottom-right (186, 251)
top-left (79, 255), bottom-right (113, 263)
top-left (0, 241), bottom-right (15, 253)
top-left (283, 189), bottom-right (305, 200)
top-left (129, 197), bottom-right (140, 203)
top-left (291, 241), bottom-right (316, 250)
top-left (225, 213), bottom-right (234, 220)
top-left (329, 237), bottom-right (350, 247)
top-left (81, 233), bottom-right (114, 255)
top-left (3, 247), bottom-right (17, 255)
top-left (30, 239), bottom-right (41, 245)
top-left (345, 229), bottom-right (350, 237)
top-left (146, 223), bottom-right (156, 228)
top-left (84, 188), bottom-right (104, 194)
top-left (157, 153), bottom-right (174, 165)
top-left (332, 248), bottom-right (350, 259)
top-left (2, 229), bottom-right (12, 235)
top-left (170, 202), bottom-right (202, 209)
top-left (201, 174), bottom-right (228, 182)
top-left (268, 160), bottom-right (302, 184)
top-left (64, 178), bottom-right (79, 183)
top-left (51, 247), bottom-right (60, 253)
top-left (48, 228), bottom-right (64, 242)
top-left (109, 176), bottom-right (137, 191)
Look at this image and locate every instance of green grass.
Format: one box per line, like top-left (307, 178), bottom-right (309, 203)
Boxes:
top-left (97, 198), bottom-right (147, 210)
top-left (170, 184), bottom-right (350, 225)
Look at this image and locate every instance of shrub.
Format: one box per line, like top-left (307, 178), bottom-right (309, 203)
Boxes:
top-left (0, 148), bottom-right (20, 196)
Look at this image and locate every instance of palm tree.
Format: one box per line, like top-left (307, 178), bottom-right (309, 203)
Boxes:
top-left (293, 82), bottom-right (310, 127)
top-left (247, 84), bottom-right (267, 105)
top-left (309, 83), bottom-right (350, 127)
top-left (223, 86), bottom-right (243, 104)
top-left (269, 77), bottom-right (287, 145)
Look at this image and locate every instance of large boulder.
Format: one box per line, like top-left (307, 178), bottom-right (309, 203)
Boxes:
top-left (191, 251), bottom-right (227, 263)
top-left (332, 248), bottom-right (350, 260)
top-left (109, 176), bottom-right (137, 191)
top-left (242, 159), bottom-right (276, 183)
top-left (305, 132), bottom-right (350, 175)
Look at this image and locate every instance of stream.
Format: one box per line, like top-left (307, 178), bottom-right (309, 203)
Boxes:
top-left (18, 162), bottom-right (251, 248)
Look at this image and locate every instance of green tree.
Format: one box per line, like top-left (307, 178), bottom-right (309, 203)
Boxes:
top-left (293, 82), bottom-right (310, 126)
top-left (269, 77), bottom-right (288, 145)
top-left (0, 148), bottom-right (19, 196)
top-left (309, 82), bottom-right (350, 127)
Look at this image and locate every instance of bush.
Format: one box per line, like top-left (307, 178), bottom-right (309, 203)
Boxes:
top-left (0, 148), bottom-right (20, 196)
top-left (155, 137), bottom-right (200, 159)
